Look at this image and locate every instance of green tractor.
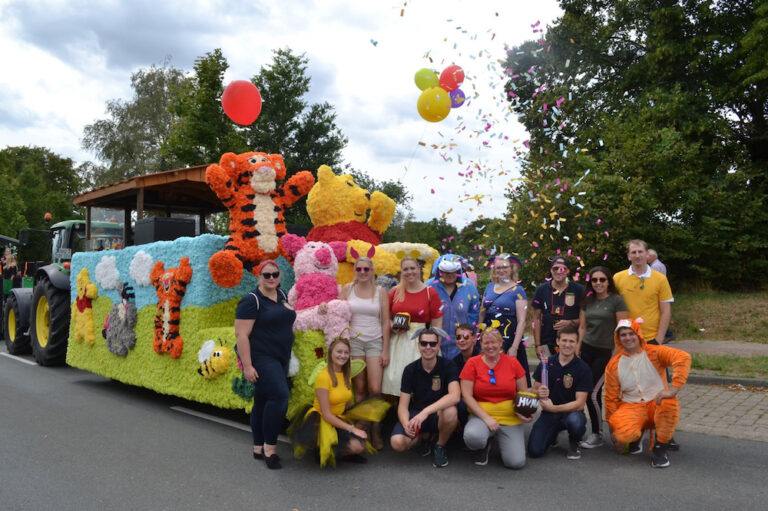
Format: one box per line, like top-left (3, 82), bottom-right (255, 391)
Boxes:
top-left (1, 220), bottom-right (123, 365)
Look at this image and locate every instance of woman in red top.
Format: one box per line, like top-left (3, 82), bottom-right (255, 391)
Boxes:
top-left (381, 258), bottom-right (443, 396)
top-left (460, 328), bottom-right (532, 468)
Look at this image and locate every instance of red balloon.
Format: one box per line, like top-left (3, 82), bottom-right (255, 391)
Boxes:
top-left (222, 80), bottom-right (263, 125)
top-left (439, 65), bottom-right (465, 92)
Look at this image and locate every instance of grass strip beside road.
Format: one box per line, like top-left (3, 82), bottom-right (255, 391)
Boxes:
top-left (691, 353), bottom-right (768, 378)
top-left (673, 291), bottom-right (768, 343)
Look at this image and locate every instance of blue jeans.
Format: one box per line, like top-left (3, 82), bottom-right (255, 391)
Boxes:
top-left (250, 356), bottom-right (290, 446)
top-left (527, 411), bottom-right (587, 458)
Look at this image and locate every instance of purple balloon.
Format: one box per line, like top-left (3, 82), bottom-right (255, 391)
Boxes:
top-left (450, 88), bottom-right (466, 108)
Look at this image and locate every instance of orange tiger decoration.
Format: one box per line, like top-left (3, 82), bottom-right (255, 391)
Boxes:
top-left (206, 151), bottom-right (315, 288)
top-left (150, 257), bottom-right (193, 359)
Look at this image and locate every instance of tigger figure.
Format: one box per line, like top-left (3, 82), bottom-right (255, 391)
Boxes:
top-left (205, 151), bottom-right (315, 288)
top-left (150, 257), bottom-right (193, 359)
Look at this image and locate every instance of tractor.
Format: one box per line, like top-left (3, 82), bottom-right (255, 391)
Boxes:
top-left (1, 220), bottom-right (123, 365)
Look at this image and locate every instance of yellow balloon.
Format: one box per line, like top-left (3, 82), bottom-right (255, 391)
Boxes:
top-left (414, 68), bottom-right (439, 91)
top-left (417, 86), bottom-right (452, 122)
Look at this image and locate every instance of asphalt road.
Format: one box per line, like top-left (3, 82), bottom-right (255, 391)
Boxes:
top-left (2, 349), bottom-right (767, 511)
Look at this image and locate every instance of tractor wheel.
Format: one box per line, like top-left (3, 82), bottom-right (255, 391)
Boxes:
top-left (30, 278), bottom-right (70, 366)
top-left (3, 294), bottom-right (31, 355)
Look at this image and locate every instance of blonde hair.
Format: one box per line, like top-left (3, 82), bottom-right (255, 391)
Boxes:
top-left (490, 254), bottom-right (519, 284)
top-left (481, 328), bottom-right (504, 346)
top-left (326, 338), bottom-right (352, 389)
top-left (392, 257), bottom-right (420, 303)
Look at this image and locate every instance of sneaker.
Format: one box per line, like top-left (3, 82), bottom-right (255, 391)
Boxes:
top-left (651, 443), bottom-right (670, 468)
top-left (580, 433), bottom-right (604, 449)
top-left (668, 437), bottom-right (680, 451)
top-left (473, 443), bottom-right (491, 466)
top-left (418, 436), bottom-right (433, 457)
top-left (627, 438), bottom-right (643, 455)
top-left (567, 440), bottom-right (582, 460)
top-left (432, 444), bottom-right (449, 468)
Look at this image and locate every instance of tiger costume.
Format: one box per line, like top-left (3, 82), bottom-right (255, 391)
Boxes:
top-left (205, 151), bottom-right (315, 288)
top-left (150, 257), bottom-right (193, 359)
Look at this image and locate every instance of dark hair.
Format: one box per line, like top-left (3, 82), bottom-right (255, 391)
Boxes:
top-left (557, 324), bottom-right (579, 339)
top-left (580, 266), bottom-right (619, 309)
top-left (455, 323), bottom-right (475, 335)
top-left (418, 328), bottom-right (441, 342)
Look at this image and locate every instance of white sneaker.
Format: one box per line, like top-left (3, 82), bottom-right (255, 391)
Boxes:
top-left (579, 433), bottom-right (604, 449)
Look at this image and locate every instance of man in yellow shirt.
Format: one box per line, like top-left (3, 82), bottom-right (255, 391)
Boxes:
top-left (613, 240), bottom-right (673, 346)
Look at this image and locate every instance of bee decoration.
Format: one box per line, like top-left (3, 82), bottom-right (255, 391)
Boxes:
top-left (197, 339), bottom-right (232, 379)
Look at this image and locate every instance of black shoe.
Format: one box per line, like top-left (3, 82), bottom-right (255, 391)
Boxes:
top-left (432, 444), bottom-right (449, 468)
top-left (264, 454), bottom-right (282, 469)
top-left (473, 443), bottom-right (491, 466)
top-left (668, 438), bottom-right (680, 451)
top-left (566, 440), bottom-right (582, 460)
top-left (340, 454), bottom-right (368, 464)
top-left (418, 436), bottom-right (434, 457)
top-left (253, 451), bottom-right (263, 460)
top-left (627, 438), bottom-right (643, 455)
top-left (652, 442), bottom-right (670, 468)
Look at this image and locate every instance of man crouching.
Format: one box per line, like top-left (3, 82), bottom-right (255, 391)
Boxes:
top-left (605, 318), bottom-right (691, 468)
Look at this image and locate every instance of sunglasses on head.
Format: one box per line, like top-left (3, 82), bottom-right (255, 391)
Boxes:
top-left (592, 277), bottom-right (608, 283)
top-left (419, 340), bottom-right (439, 348)
top-left (355, 267), bottom-right (371, 273)
top-left (487, 369), bottom-right (496, 385)
top-left (260, 271), bottom-right (280, 279)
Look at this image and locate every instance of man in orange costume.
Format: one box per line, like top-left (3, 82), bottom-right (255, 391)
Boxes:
top-left (604, 318), bottom-right (690, 468)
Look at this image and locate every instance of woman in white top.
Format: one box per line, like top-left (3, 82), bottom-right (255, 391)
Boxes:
top-left (340, 256), bottom-right (391, 403)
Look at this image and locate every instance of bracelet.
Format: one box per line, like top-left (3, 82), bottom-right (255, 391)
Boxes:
top-left (348, 424), bottom-right (354, 433)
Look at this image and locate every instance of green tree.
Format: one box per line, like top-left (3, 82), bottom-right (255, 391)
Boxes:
top-left (82, 61), bottom-right (188, 185)
top-left (245, 48), bottom-right (349, 224)
top-left (163, 49), bottom-right (247, 166)
top-left (502, 0), bottom-right (768, 288)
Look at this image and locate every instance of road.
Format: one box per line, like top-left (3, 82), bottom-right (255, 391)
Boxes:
top-left (2, 349), bottom-right (767, 511)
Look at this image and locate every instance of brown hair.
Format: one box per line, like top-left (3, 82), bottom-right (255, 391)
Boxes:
top-left (392, 257), bottom-right (420, 303)
top-left (326, 338), bottom-right (352, 389)
top-left (490, 254), bottom-right (520, 284)
top-left (625, 239), bottom-right (648, 252)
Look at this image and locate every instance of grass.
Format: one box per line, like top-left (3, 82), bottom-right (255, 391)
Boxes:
top-left (691, 353), bottom-right (768, 377)
top-left (672, 291), bottom-right (768, 343)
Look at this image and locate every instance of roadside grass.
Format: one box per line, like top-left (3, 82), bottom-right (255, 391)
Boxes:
top-left (672, 291), bottom-right (768, 343)
top-left (691, 354), bottom-right (768, 377)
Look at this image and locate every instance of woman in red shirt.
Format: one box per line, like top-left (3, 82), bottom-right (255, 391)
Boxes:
top-left (381, 258), bottom-right (443, 396)
top-left (460, 328), bottom-right (532, 468)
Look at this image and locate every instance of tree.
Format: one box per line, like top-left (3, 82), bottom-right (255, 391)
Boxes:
top-left (385, 217), bottom-right (459, 251)
top-left (501, 0), bottom-right (768, 288)
top-left (164, 49), bottom-right (247, 166)
top-left (82, 61), bottom-right (188, 185)
top-left (0, 146), bottom-right (85, 260)
top-left (245, 48), bottom-right (349, 224)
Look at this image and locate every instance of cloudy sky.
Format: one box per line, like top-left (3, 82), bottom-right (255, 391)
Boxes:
top-left (0, 0), bottom-right (562, 227)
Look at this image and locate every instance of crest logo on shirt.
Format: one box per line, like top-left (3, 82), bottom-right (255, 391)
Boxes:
top-left (432, 376), bottom-right (442, 391)
top-left (563, 373), bottom-right (573, 389)
top-left (565, 293), bottom-right (575, 307)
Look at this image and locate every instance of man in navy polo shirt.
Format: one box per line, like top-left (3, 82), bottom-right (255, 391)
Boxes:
top-left (533, 255), bottom-right (584, 358)
top-left (528, 325), bottom-right (592, 460)
top-left (390, 328), bottom-right (460, 468)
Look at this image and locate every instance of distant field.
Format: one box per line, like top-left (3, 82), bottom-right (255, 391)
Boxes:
top-left (672, 291), bottom-right (768, 343)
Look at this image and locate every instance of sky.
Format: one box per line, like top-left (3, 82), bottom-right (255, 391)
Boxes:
top-left (0, 0), bottom-right (563, 228)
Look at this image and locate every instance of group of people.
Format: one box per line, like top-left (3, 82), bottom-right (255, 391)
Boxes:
top-left (233, 239), bottom-right (690, 471)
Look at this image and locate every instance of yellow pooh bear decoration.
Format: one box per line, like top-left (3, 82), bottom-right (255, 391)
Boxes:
top-left (73, 268), bottom-right (99, 345)
top-left (306, 165), bottom-right (438, 283)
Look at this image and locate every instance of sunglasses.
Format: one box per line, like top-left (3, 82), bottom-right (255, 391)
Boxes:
top-left (592, 277), bottom-right (608, 283)
top-left (552, 266), bottom-right (569, 273)
top-left (458, 333), bottom-right (474, 340)
top-left (495, 264), bottom-right (511, 269)
top-left (260, 271), bottom-right (280, 279)
top-left (488, 369), bottom-right (496, 385)
top-left (355, 267), bottom-right (371, 273)
top-left (419, 341), bottom-right (439, 348)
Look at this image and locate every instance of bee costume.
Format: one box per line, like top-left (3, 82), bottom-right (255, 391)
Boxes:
top-left (292, 365), bottom-right (390, 467)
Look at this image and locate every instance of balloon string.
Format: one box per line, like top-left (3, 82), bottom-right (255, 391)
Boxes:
top-left (403, 125), bottom-right (428, 178)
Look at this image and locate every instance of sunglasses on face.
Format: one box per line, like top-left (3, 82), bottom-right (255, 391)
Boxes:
top-left (260, 271), bottom-right (280, 279)
top-left (592, 277), bottom-right (608, 283)
top-left (458, 333), bottom-right (474, 340)
top-left (552, 266), bottom-right (569, 273)
top-left (355, 267), bottom-right (371, 273)
top-left (419, 340), bottom-right (439, 348)
top-left (495, 265), bottom-right (511, 269)
top-left (487, 369), bottom-right (496, 385)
